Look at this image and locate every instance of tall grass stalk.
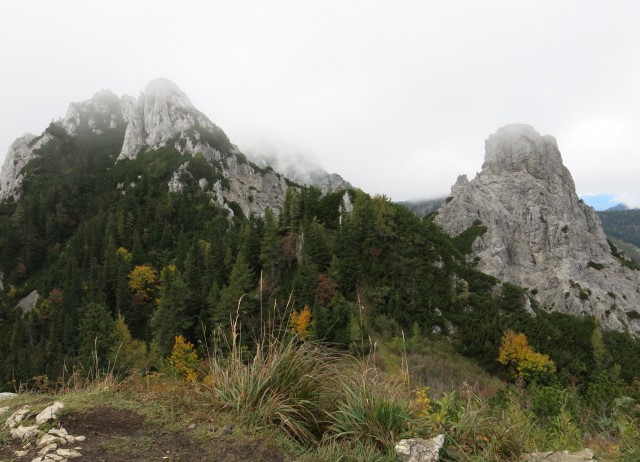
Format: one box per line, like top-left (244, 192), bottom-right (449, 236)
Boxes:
top-left (328, 370), bottom-right (412, 450)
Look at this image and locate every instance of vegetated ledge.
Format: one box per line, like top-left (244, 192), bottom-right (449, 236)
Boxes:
top-left (452, 219), bottom-right (487, 255)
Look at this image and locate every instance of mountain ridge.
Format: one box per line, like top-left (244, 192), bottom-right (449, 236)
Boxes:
top-left (0, 79), bottom-right (349, 218)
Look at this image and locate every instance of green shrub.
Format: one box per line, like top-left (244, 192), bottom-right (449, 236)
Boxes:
top-left (588, 261), bottom-right (605, 271)
top-left (453, 222), bottom-right (488, 254)
top-left (328, 374), bottom-right (412, 450)
top-left (208, 335), bottom-right (339, 443)
top-left (532, 386), bottom-right (563, 422)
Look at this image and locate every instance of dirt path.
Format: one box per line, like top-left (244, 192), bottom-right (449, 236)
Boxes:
top-left (1, 405), bottom-right (285, 462)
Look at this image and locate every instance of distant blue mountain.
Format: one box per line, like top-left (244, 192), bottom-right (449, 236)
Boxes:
top-left (606, 203), bottom-right (630, 211)
top-left (580, 194), bottom-right (628, 211)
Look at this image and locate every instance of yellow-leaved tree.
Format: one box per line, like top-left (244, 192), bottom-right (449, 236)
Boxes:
top-left (168, 335), bottom-right (199, 383)
top-left (128, 264), bottom-right (157, 302)
top-left (498, 330), bottom-right (556, 384)
top-left (290, 305), bottom-right (312, 340)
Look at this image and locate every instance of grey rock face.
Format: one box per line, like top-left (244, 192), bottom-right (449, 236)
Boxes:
top-left (247, 152), bottom-right (353, 194)
top-left (0, 133), bottom-right (51, 201)
top-left (115, 78), bottom-right (290, 216)
top-left (16, 289), bottom-right (40, 314)
top-left (118, 78), bottom-right (219, 160)
top-left (435, 124), bottom-right (640, 333)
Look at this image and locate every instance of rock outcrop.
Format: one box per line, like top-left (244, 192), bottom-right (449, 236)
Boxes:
top-left (0, 78), bottom-right (291, 217)
top-left (118, 78), bottom-right (218, 160)
top-left (435, 124), bottom-right (640, 333)
top-left (395, 435), bottom-right (445, 462)
top-left (3, 401), bottom-right (87, 461)
top-left (62, 89), bottom-right (124, 136)
top-left (0, 134), bottom-right (51, 202)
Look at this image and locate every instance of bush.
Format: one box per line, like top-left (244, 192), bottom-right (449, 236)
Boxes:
top-left (168, 335), bottom-right (199, 383)
top-left (328, 374), bottom-right (412, 450)
top-left (208, 335), bottom-right (340, 443)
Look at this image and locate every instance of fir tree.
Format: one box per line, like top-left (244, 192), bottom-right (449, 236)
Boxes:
top-left (76, 301), bottom-right (116, 370)
top-left (151, 265), bottom-right (190, 357)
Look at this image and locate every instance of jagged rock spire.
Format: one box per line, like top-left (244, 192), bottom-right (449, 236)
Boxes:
top-left (436, 124), bottom-right (640, 333)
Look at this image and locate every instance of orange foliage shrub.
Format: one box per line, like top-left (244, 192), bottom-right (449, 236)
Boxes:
top-left (290, 305), bottom-right (312, 340)
top-left (498, 330), bottom-right (556, 383)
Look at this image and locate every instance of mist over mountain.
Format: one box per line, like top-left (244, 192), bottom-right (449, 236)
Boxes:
top-left (397, 197), bottom-right (446, 217)
top-left (245, 150), bottom-right (352, 194)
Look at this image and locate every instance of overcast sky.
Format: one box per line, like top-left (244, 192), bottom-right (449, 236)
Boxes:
top-left (1, 1), bottom-right (639, 207)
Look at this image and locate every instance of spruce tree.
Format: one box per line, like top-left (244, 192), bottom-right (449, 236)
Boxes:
top-left (151, 265), bottom-right (190, 357)
top-left (76, 301), bottom-right (116, 370)
top-left (215, 253), bottom-right (255, 326)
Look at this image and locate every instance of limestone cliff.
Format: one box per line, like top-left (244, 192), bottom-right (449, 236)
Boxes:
top-left (0, 79), bottom-right (290, 217)
top-left (0, 134), bottom-right (52, 202)
top-left (435, 124), bottom-right (640, 333)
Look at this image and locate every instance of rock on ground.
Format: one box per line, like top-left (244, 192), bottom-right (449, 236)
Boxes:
top-left (36, 401), bottom-right (64, 424)
top-left (395, 434), bottom-right (445, 462)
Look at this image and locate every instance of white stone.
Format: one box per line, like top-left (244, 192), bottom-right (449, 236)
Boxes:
top-left (57, 448), bottom-right (83, 458)
top-left (6, 405), bottom-right (30, 429)
top-left (37, 433), bottom-right (67, 447)
top-left (14, 450), bottom-right (28, 457)
top-left (0, 392), bottom-right (17, 400)
top-left (396, 434), bottom-right (445, 462)
top-left (43, 454), bottom-right (65, 461)
top-left (35, 402), bottom-right (64, 424)
top-left (11, 424), bottom-right (41, 440)
top-left (38, 443), bottom-right (58, 455)
top-left (16, 290), bottom-right (40, 314)
top-left (47, 428), bottom-right (68, 438)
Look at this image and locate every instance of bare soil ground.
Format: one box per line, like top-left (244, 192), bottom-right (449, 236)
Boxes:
top-left (1, 404), bottom-right (285, 462)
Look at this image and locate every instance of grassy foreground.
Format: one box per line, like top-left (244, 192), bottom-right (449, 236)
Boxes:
top-left (2, 334), bottom-right (640, 461)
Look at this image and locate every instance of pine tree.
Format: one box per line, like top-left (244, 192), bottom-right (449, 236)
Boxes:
top-left (260, 208), bottom-right (281, 282)
top-left (76, 301), bottom-right (116, 370)
top-left (151, 264), bottom-right (190, 357)
top-left (215, 253), bottom-right (255, 326)
top-left (110, 314), bottom-right (148, 372)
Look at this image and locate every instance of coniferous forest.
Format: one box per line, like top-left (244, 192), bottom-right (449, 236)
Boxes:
top-left (3, 118), bottom-right (640, 461)
top-left (2, 119), bottom-right (640, 390)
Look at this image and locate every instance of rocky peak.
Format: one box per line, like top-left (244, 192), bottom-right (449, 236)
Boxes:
top-left (435, 124), bottom-right (640, 333)
top-left (63, 89), bottom-right (124, 136)
top-left (481, 124), bottom-right (575, 196)
top-left (118, 78), bottom-right (220, 160)
top-left (0, 78), bottom-right (291, 218)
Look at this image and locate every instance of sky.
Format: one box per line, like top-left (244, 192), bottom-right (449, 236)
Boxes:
top-left (1, 1), bottom-right (639, 208)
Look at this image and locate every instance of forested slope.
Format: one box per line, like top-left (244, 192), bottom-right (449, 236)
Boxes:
top-left (1, 119), bottom-right (640, 397)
